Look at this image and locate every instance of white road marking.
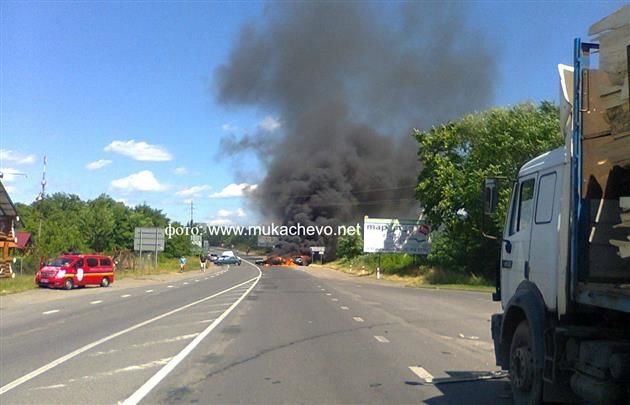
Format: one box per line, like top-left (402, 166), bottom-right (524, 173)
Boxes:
top-left (195, 280), bottom-right (200, 282)
top-left (81, 358), bottom-right (173, 381)
top-left (30, 384), bottom-right (66, 391)
top-left (121, 294), bottom-right (131, 298)
top-left (320, 288), bottom-right (326, 291)
top-left (197, 319), bottom-right (216, 324)
top-left (90, 300), bottom-right (103, 305)
top-left (409, 366), bottom-right (434, 383)
top-left (331, 298), bottom-right (339, 302)
top-left (133, 334), bottom-right (199, 348)
top-left (167, 285), bottom-right (173, 288)
top-left (183, 282), bottom-right (189, 285)
top-left (145, 290), bottom-right (154, 293)
top-left (325, 293), bottom-right (332, 296)
top-left (42, 310), bottom-right (60, 315)
top-left (0, 273), bottom-right (261, 396)
top-left (353, 317), bottom-right (364, 322)
top-left (374, 335), bottom-right (390, 343)
top-left (123, 260), bottom-right (262, 405)
top-left (340, 306), bottom-right (349, 310)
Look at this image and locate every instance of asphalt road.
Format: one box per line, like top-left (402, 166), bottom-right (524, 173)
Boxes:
top-left (0, 260), bottom-right (510, 404)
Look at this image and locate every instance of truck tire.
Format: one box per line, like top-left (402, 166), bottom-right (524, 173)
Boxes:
top-left (510, 320), bottom-right (543, 405)
top-left (100, 277), bottom-right (110, 287)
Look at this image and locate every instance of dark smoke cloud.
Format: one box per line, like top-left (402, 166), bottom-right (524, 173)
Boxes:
top-left (214, 3), bottom-right (496, 243)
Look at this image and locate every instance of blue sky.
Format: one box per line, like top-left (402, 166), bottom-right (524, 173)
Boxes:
top-left (0, 1), bottom-right (626, 225)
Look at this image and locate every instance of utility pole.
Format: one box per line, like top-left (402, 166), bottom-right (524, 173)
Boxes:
top-left (36, 156), bottom-right (47, 242)
top-left (190, 200), bottom-right (194, 227)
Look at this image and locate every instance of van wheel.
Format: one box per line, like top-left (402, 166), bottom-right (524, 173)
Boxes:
top-left (509, 320), bottom-right (543, 405)
top-left (64, 278), bottom-right (74, 290)
top-left (100, 277), bottom-right (110, 287)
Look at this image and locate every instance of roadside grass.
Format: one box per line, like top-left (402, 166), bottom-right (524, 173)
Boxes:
top-left (0, 274), bottom-right (37, 296)
top-left (322, 254), bottom-right (494, 293)
top-left (0, 255), bottom-right (210, 296)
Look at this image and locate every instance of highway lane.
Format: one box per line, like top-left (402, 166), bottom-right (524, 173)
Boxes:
top-left (0, 261), bottom-right (261, 404)
top-left (143, 266), bottom-right (510, 404)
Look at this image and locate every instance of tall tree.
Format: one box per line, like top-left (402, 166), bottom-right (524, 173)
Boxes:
top-left (413, 102), bottom-right (562, 277)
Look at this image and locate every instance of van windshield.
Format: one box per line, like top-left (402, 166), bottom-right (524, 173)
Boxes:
top-left (47, 257), bottom-right (74, 267)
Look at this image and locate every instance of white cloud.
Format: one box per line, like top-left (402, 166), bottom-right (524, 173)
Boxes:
top-left (258, 116), bottom-right (281, 132)
top-left (104, 140), bottom-right (172, 161)
top-left (0, 168), bottom-right (26, 182)
top-left (175, 185), bottom-right (211, 198)
top-left (0, 149), bottom-right (36, 165)
top-left (86, 159), bottom-right (112, 170)
top-left (217, 208), bottom-right (246, 218)
top-left (110, 170), bottom-right (168, 192)
top-left (206, 218), bottom-right (233, 226)
top-left (209, 183), bottom-right (258, 199)
top-left (173, 167), bottom-right (188, 175)
top-left (221, 123), bottom-right (238, 132)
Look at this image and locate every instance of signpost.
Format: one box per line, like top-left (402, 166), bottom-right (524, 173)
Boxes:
top-left (134, 227), bottom-right (165, 270)
top-left (310, 246), bottom-right (326, 264)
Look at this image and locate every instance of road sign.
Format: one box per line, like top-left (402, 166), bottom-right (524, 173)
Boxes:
top-left (363, 216), bottom-right (431, 255)
top-left (257, 235), bottom-right (279, 248)
top-left (133, 227), bottom-right (165, 252)
top-left (191, 234), bottom-right (202, 248)
top-left (310, 246), bottom-right (326, 253)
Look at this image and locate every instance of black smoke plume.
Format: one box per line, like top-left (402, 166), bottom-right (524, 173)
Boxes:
top-left (214, 3), bottom-right (496, 252)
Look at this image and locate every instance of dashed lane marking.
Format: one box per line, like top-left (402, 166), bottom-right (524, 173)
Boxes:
top-left (409, 366), bottom-right (434, 383)
top-left (374, 336), bottom-right (390, 343)
top-left (42, 310), bottom-right (60, 315)
top-left (90, 300), bottom-right (103, 305)
top-left (145, 290), bottom-right (154, 293)
top-left (0, 273), bottom-right (261, 396)
top-left (340, 306), bottom-right (349, 310)
top-left (353, 317), bottom-right (364, 322)
top-left (121, 294), bottom-right (131, 298)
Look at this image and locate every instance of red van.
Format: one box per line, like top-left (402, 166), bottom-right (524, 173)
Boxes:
top-left (36, 254), bottom-right (115, 289)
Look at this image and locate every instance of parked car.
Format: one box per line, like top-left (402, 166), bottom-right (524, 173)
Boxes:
top-left (208, 253), bottom-right (219, 262)
top-left (36, 254), bottom-right (115, 289)
top-left (215, 255), bottom-right (241, 266)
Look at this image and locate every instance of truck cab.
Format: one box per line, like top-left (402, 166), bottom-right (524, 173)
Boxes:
top-left (487, 6), bottom-right (630, 404)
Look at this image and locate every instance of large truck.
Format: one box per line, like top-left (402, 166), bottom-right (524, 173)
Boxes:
top-left (485, 6), bottom-right (630, 404)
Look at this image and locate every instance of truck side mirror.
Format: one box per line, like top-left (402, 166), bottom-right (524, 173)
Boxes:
top-left (484, 178), bottom-right (499, 215)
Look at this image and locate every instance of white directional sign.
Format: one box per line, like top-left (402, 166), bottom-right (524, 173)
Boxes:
top-left (363, 216), bottom-right (431, 255)
top-left (257, 235), bottom-right (279, 248)
top-left (310, 246), bottom-right (326, 253)
top-left (134, 227), bottom-right (165, 252)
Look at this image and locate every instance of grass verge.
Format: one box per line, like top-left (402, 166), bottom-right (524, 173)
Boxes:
top-left (321, 254), bottom-right (494, 293)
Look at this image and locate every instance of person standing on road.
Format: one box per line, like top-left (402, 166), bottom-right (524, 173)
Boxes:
top-left (179, 256), bottom-right (187, 273)
top-left (199, 254), bottom-right (207, 272)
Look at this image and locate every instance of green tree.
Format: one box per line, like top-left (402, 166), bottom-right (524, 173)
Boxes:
top-left (82, 195), bottom-right (116, 252)
top-left (413, 102), bottom-right (562, 277)
top-left (336, 233), bottom-right (363, 259)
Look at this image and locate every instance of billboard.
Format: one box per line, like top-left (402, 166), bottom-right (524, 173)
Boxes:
top-left (363, 216), bottom-right (430, 255)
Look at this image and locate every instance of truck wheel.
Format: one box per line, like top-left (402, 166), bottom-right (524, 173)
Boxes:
top-left (510, 320), bottom-right (543, 405)
top-left (100, 277), bottom-right (110, 287)
top-left (64, 278), bottom-right (74, 290)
